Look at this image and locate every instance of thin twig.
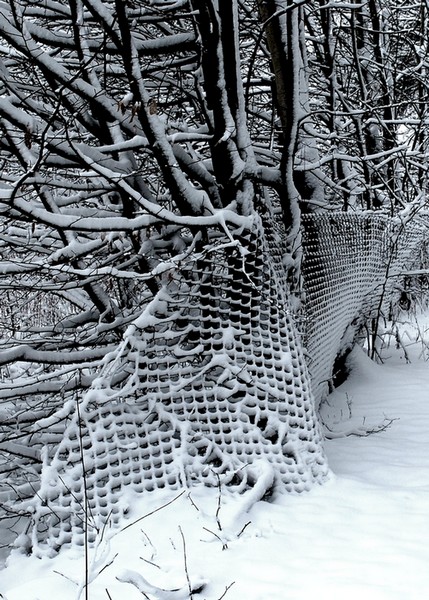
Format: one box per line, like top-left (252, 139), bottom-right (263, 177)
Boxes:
top-left (324, 417), bottom-right (399, 439)
top-left (98, 553), bottom-right (119, 576)
top-left (203, 526), bottom-right (228, 550)
top-left (139, 557), bottom-right (161, 570)
top-left (53, 570), bottom-right (78, 586)
top-left (187, 492), bottom-right (200, 512)
top-left (120, 490), bottom-right (186, 533)
top-left (76, 398), bottom-right (89, 600)
top-left (179, 526), bottom-right (193, 599)
top-left (237, 521), bottom-right (251, 538)
top-left (218, 581), bottom-right (235, 599)
top-left (215, 472), bottom-right (222, 531)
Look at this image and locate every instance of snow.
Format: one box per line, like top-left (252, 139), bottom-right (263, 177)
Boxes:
top-left (2, 319), bottom-right (429, 599)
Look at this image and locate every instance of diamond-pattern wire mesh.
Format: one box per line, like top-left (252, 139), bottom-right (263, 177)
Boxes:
top-left (28, 215), bottom-right (328, 554)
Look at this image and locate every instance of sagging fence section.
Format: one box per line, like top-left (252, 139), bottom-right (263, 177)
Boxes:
top-left (0, 210), bottom-right (428, 555)
top-left (301, 211), bottom-right (429, 405)
top-left (24, 214), bottom-right (328, 554)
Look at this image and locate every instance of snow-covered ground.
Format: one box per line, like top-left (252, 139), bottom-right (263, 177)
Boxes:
top-left (1, 315), bottom-right (429, 599)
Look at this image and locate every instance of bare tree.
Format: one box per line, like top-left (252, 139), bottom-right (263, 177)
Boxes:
top-left (304, 0), bottom-right (429, 211)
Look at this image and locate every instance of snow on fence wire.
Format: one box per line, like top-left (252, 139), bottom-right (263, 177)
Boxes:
top-left (2, 210), bottom-right (428, 556)
top-left (23, 214), bottom-right (328, 555)
top-left (301, 211), bottom-right (429, 406)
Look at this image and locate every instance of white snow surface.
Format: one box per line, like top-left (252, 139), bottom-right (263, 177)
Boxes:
top-left (1, 323), bottom-right (429, 599)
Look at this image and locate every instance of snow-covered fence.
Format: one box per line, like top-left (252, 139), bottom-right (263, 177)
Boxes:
top-left (3, 210), bottom-right (428, 556)
top-left (24, 215), bottom-right (329, 555)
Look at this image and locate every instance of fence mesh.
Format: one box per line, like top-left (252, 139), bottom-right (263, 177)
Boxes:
top-left (26, 214), bottom-right (328, 555)
top-left (3, 210), bottom-right (428, 555)
top-left (301, 211), bottom-right (429, 405)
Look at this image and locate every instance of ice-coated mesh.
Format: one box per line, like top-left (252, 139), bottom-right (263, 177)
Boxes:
top-left (29, 214), bottom-right (328, 554)
top-left (301, 212), bottom-right (429, 405)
